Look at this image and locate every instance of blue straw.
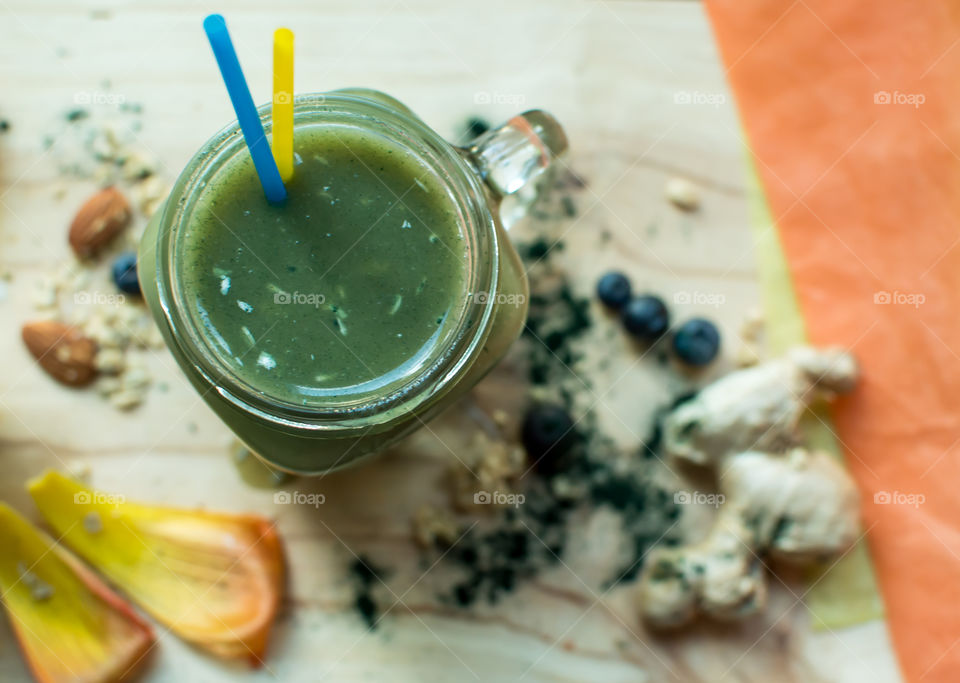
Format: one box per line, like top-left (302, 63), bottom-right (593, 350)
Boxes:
top-left (203, 14), bottom-right (286, 203)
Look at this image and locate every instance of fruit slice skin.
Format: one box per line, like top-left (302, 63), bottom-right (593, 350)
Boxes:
top-left (27, 471), bottom-right (284, 664)
top-left (0, 503), bottom-right (155, 683)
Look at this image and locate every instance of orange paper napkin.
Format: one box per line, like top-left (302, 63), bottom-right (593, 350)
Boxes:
top-left (706, 1), bottom-right (960, 680)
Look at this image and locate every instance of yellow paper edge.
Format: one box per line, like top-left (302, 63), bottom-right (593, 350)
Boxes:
top-left (744, 150), bottom-right (885, 628)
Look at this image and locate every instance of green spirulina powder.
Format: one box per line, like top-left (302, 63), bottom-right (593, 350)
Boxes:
top-left (179, 124), bottom-right (468, 406)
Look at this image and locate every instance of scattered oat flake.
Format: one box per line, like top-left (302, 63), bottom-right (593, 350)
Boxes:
top-left (32, 278), bottom-right (57, 308)
top-left (665, 177), bottom-right (700, 211)
top-left (238, 300), bottom-right (253, 313)
top-left (95, 376), bottom-right (123, 397)
top-left (220, 276), bottom-right (231, 295)
top-left (257, 352), bottom-right (276, 370)
top-left (120, 365), bottom-right (151, 391)
top-left (109, 389), bottom-right (144, 410)
top-left (95, 348), bottom-right (125, 374)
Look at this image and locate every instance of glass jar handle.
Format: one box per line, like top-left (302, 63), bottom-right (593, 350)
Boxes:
top-left (465, 111), bottom-right (568, 225)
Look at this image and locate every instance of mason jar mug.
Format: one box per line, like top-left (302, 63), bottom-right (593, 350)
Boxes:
top-left (139, 89), bottom-right (567, 474)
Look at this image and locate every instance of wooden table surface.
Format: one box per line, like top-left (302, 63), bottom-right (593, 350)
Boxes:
top-left (0, 1), bottom-right (902, 681)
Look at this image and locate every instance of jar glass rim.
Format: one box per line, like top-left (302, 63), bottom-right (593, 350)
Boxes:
top-left (153, 92), bottom-right (500, 430)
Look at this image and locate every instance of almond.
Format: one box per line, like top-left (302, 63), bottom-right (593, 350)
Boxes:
top-left (68, 187), bottom-right (132, 258)
top-left (22, 320), bottom-right (97, 387)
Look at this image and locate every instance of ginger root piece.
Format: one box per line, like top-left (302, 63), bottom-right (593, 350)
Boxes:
top-left (639, 347), bottom-right (862, 628)
top-left (640, 513), bottom-right (767, 628)
top-left (663, 346), bottom-right (857, 466)
top-left (28, 471), bottom-right (284, 664)
top-left (0, 503), bottom-right (154, 683)
top-left (722, 448), bottom-right (860, 563)
top-left (638, 448), bottom-right (859, 627)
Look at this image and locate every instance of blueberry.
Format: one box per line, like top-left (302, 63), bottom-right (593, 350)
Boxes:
top-left (596, 271), bottom-right (632, 309)
top-left (621, 295), bottom-right (670, 341)
top-left (112, 252), bottom-right (140, 295)
top-left (522, 404), bottom-right (576, 463)
top-left (672, 318), bottom-right (721, 366)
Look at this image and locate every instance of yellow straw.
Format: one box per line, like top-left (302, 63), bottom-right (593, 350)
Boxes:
top-left (272, 28), bottom-right (294, 182)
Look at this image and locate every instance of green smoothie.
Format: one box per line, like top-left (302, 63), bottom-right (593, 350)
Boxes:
top-left (140, 91), bottom-right (562, 472)
top-left (177, 123), bottom-right (468, 406)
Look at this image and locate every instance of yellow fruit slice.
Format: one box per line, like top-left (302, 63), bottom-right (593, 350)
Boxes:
top-left (28, 471), bottom-right (284, 664)
top-left (0, 503), bottom-right (154, 683)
